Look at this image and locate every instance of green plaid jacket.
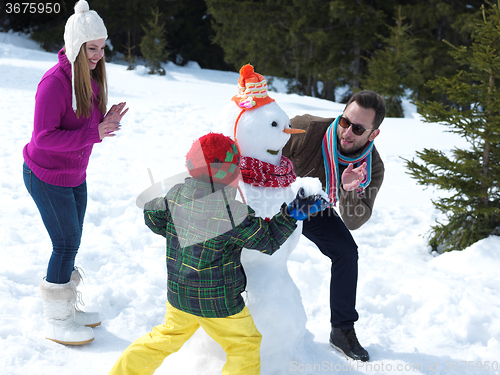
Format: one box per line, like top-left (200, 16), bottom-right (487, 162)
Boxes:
top-left (144, 177), bottom-right (297, 318)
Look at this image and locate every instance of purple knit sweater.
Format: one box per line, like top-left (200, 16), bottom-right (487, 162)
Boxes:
top-left (23, 49), bottom-right (103, 187)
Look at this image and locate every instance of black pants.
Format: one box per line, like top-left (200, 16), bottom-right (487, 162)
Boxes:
top-left (302, 207), bottom-right (359, 330)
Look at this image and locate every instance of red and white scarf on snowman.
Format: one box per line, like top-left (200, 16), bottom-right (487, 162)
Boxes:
top-left (239, 155), bottom-right (296, 188)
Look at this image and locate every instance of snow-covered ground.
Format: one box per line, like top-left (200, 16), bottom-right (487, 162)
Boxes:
top-left (0, 31), bottom-right (499, 374)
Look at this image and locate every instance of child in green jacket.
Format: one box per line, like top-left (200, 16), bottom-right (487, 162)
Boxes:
top-left (109, 133), bottom-right (326, 375)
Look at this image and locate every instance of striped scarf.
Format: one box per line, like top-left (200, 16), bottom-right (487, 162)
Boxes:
top-left (240, 155), bottom-right (296, 188)
top-left (322, 116), bottom-right (374, 206)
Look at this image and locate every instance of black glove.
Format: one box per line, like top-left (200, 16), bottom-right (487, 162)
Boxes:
top-left (287, 188), bottom-right (330, 220)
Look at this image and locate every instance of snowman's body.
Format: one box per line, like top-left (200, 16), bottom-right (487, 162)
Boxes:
top-left (218, 101), bottom-right (317, 373)
top-left (237, 182), bottom-right (307, 373)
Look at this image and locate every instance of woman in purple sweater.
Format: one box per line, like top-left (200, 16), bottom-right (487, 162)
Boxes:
top-left (22, 0), bottom-right (128, 345)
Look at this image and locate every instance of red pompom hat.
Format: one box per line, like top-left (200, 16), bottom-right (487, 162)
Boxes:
top-left (186, 133), bottom-right (240, 186)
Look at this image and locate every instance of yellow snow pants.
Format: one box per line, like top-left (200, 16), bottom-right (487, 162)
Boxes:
top-left (108, 301), bottom-right (262, 375)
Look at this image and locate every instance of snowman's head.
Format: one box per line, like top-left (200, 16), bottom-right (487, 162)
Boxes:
top-left (218, 101), bottom-right (303, 165)
top-left (217, 64), bottom-right (305, 165)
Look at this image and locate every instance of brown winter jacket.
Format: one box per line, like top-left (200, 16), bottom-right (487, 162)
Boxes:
top-left (282, 114), bottom-right (384, 230)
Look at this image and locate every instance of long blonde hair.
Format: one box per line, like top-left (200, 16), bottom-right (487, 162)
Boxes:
top-left (72, 43), bottom-right (108, 118)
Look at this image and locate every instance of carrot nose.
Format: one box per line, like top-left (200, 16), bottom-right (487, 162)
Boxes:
top-left (283, 128), bottom-right (305, 134)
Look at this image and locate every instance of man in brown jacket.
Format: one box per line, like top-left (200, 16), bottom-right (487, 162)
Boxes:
top-left (282, 90), bottom-right (385, 362)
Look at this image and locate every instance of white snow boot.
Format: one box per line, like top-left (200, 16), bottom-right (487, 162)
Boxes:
top-left (70, 268), bottom-right (101, 328)
top-left (40, 279), bottom-right (94, 345)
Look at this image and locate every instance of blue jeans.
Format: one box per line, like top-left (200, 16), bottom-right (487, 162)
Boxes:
top-left (303, 207), bottom-right (359, 330)
top-left (23, 162), bottom-right (87, 284)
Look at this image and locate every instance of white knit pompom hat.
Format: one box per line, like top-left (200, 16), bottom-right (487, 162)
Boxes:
top-left (64, 0), bottom-right (107, 111)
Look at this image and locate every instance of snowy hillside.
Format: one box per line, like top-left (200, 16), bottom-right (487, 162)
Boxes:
top-left (0, 32), bottom-right (499, 374)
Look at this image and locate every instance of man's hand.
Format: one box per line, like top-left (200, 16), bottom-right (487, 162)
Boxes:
top-left (341, 162), bottom-right (367, 191)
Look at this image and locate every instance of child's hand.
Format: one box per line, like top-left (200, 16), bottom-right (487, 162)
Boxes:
top-left (286, 188), bottom-right (329, 220)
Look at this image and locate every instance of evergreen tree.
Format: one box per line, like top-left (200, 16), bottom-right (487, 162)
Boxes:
top-left (401, 0), bottom-right (483, 104)
top-left (362, 6), bottom-right (423, 117)
top-left (167, 0), bottom-right (230, 70)
top-left (140, 7), bottom-right (168, 75)
top-left (0, 0), bottom-right (228, 71)
top-left (91, 0), bottom-right (150, 60)
top-left (205, 0), bottom-right (392, 100)
top-left (327, 0), bottom-right (391, 96)
top-left (204, 1), bottom-right (284, 72)
top-left (124, 31), bottom-right (136, 71)
top-left (405, 1), bottom-right (500, 252)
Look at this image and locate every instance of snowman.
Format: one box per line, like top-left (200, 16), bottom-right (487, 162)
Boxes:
top-left (218, 64), bottom-right (327, 373)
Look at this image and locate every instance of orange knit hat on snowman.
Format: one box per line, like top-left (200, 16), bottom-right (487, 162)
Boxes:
top-left (231, 64), bottom-right (275, 110)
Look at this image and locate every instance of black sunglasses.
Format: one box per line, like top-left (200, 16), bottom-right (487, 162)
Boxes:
top-left (339, 115), bottom-right (372, 136)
